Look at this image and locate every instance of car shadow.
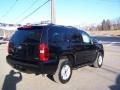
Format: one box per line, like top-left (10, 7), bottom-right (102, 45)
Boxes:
top-left (2, 70), bottom-right (22, 90)
top-left (110, 75), bottom-right (120, 90)
top-left (47, 74), bottom-right (56, 82)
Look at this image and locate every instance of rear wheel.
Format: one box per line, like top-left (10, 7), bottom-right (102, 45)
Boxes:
top-left (93, 53), bottom-right (103, 68)
top-left (53, 57), bottom-right (72, 84)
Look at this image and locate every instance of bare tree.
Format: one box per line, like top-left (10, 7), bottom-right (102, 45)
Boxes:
top-left (117, 17), bottom-right (120, 29)
top-left (102, 19), bottom-right (106, 30)
top-left (106, 19), bottom-right (111, 30)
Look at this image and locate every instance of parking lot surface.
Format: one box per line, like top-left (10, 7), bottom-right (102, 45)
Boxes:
top-left (0, 40), bottom-right (120, 90)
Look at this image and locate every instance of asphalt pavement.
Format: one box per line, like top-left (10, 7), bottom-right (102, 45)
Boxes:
top-left (0, 36), bottom-right (120, 90)
top-left (93, 35), bottom-right (120, 46)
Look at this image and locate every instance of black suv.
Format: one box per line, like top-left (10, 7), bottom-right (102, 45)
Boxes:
top-left (6, 24), bottom-right (104, 84)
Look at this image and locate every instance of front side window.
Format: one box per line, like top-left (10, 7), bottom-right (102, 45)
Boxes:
top-left (67, 30), bottom-right (82, 43)
top-left (82, 32), bottom-right (91, 44)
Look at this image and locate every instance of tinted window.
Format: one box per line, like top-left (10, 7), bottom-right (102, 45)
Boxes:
top-left (48, 27), bottom-right (65, 43)
top-left (67, 30), bottom-right (82, 43)
top-left (82, 32), bottom-right (91, 44)
top-left (10, 30), bottom-right (42, 45)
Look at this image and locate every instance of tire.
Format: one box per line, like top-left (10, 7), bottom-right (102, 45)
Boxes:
top-left (53, 57), bottom-right (72, 84)
top-left (93, 53), bottom-right (103, 68)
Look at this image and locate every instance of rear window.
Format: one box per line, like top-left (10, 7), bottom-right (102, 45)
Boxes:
top-left (10, 29), bottom-right (42, 45)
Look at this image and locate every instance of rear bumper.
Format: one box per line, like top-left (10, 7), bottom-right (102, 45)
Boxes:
top-left (6, 55), bottom-right (58, 74)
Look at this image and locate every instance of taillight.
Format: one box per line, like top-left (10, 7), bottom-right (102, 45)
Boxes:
top-left (8, 43), bottom-right (13, 54)
top-left (39, 43), bottom-right (49, 62)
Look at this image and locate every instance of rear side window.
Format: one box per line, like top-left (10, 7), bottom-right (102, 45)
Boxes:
top-left (10, 29), bottom-right (42, 45)
top-left (48, 27), bottom-right (65, 43)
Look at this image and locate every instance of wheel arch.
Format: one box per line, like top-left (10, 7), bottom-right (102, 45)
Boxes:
top-left (59, 53), bottom-right (76, 68)
top-left (99, 49), bottom-right (104, 57)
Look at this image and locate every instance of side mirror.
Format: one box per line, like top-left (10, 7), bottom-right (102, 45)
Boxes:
top-left (92, 38), bottom-right (98, 44)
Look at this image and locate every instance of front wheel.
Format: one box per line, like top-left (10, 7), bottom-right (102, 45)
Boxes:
top-left (93, 53), bottom-right (103, 68)
top-left (53, 57), bottom-right (72, 84)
